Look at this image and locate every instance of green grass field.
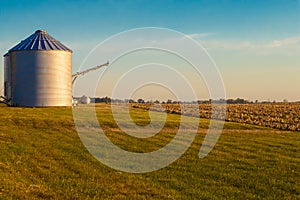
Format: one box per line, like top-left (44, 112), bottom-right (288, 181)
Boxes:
top-left (0, 103), bottom-right (299, 199)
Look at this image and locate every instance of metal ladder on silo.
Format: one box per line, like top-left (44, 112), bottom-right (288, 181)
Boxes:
top-left (0, 96), bottom-right (10, 106)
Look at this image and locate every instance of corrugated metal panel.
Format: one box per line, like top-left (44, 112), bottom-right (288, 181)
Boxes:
top-left (10, 50), bottom-right (72, 107)
top-left (8, 30), bottom-right (72, 52)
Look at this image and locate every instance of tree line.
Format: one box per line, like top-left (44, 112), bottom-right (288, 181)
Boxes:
top-left (88, 97), bottom-right (290, 104)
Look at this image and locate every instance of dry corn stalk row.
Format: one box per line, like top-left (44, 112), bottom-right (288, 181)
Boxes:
top-left (131, 103), bottom-right (300, 131)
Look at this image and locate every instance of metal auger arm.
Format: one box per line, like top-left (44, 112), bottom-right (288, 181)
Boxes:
top-left (72, 61), bottom-right (109, 85)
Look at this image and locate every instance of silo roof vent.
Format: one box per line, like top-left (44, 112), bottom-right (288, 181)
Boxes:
top-left (8, 29), bottom-right (72, 52)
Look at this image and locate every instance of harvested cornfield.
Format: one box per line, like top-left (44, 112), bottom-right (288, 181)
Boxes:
top-left (131, 103), bottom-right (300, 131)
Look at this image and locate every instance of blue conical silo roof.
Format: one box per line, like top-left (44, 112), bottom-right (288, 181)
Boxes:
top-left (8, 30), bottom-right (72, 53)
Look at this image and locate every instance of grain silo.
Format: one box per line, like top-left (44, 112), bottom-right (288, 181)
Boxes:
top-left (80, 95), bottom-right (91, 104)
top-left (4, 30), bottom-right (72, 107)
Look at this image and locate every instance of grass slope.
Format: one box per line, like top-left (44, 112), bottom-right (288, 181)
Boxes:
top-left (0, 103), bottom-right (299, 199)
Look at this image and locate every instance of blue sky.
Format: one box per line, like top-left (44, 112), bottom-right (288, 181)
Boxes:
top-left (1, 0), bottom-right (300, 101)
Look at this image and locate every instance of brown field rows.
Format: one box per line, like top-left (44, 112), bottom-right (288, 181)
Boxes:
top-left (131, 103), bottom-right (300, 131)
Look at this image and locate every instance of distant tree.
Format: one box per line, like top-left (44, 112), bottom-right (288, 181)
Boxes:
top-left (94, 96), bottom-right (111, 103)
top-left (227, 99), bottom-right (234, 104)
top-left (103, 96), bottom-right (111, 103)
top-left (137, 98), bottom-right (145, 104)
top-left (128, 99), bottom-right (135, 103)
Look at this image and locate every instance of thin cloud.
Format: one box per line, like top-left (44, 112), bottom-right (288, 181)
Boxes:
top-left (187, 32), bottom-right (216, 39)
top-left (269, 37), bottom-right (300, 48)
top-left (199, 36), bottom-right (300, 54)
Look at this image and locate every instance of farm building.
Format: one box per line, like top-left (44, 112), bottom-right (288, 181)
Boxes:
top-left (3, 30), bottom-right (72, 107)
top-left (79, 95), bottom-right (91, 104)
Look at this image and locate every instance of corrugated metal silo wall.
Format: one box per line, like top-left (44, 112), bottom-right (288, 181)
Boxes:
top-left (10, 50), bottom-right (72, 107)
